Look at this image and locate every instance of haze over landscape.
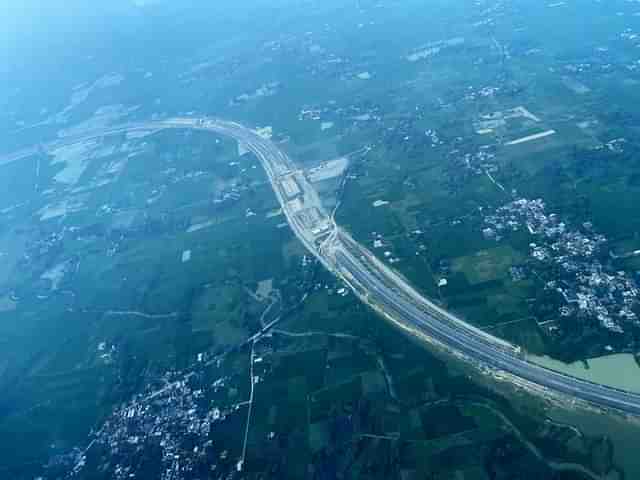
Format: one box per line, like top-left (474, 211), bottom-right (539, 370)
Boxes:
top-left (4, 1), bottom-right (640, 479)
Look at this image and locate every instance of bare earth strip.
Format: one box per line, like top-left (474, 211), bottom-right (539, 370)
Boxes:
top-left (505, 129), bottom-right (556, 146)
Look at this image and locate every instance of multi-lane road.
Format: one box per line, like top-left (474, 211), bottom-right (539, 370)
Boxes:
top-left (7, 116), bottom-right (640, 415)
top-left (333, 238), bottom-right (640, 415)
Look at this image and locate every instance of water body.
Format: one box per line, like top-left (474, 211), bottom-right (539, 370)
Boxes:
top-left (529, 353), bottom-right (640, 394)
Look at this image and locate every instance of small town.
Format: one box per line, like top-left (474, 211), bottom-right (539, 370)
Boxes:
top-left (484, 198), bottom-right (639, 335)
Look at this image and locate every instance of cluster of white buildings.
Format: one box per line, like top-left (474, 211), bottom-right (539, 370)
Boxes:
top-left (68, 363), bottom-right (245, 480)
top-left (485, 198), bottom-right (639, 334)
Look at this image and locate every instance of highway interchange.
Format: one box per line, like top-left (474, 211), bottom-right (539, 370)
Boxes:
top-left (7, 116), bottom-right (640, 415)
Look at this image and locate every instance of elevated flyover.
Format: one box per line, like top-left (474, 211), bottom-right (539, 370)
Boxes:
top-left (8, 116), bottom-right (640, 415)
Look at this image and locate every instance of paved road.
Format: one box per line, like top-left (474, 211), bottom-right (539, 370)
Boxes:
top-left (10, 116), bottom-right (640, 415)
top-left (334, 242), bottom-right (640, 415)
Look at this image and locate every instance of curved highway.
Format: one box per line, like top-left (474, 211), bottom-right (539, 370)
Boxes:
top-left (7, 116), bottom-right (640, 415)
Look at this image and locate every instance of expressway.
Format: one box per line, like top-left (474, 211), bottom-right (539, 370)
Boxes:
top-left (333, 240), bottom-right (640, 415)
top-left (8, 116), bottom-right (640, 415)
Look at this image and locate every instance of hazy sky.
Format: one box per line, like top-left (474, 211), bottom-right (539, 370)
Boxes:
top-left (0, 0), bottom-right (320, 81)
top-left (1, 1), bottom-right (147, 78)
